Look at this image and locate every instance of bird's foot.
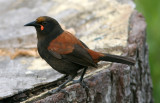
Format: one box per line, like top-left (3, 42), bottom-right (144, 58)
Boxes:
top-left (73, 79), bottom-right (89, 89)
top-left (48, 87), bottom-right (60, 94)
top-left (48, 87), bottom-right (68, 95)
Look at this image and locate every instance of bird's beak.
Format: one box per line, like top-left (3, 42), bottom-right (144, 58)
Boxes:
top-left (24, 21), bottom-right (38, 27)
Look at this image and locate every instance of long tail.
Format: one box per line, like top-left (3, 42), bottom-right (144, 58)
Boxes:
top-left (98, 53), bottom-right (135, 65)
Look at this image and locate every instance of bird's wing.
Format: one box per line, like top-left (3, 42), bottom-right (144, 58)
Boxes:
top-left (48, 49), bottom-right (62, 59)
top-left (47, 31), bottom-right (97, 67)
top-left (62, 44), bottom-right (97, 67)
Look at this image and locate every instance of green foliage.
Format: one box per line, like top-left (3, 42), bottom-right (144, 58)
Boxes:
top-left (135, 0), bottom-right (160, 102)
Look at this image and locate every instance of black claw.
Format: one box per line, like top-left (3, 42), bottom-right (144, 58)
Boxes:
top-left (73, 79), bottom-right (89, 89)
top-left (72, 79), bottom-right (79, 84)
top-left (80, 81), bottom-right (89, 89)
top-left (48, 88), bottom-right (69, 95)
top-left (48, 88), bottom-right (60, 94)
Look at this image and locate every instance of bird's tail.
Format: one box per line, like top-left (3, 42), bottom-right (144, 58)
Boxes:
top-left (98, 53), bottom-right (135, 65)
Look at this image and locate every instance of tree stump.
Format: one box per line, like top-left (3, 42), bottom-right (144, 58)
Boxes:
top-left (31, 11), bottom-right (152, 103)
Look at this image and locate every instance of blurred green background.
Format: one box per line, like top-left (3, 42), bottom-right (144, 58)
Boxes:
top-left (135, 0), bottom-right (160, 103)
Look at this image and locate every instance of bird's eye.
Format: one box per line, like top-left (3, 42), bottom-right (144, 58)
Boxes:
top-left (42, 22), bottom-right (47, 25)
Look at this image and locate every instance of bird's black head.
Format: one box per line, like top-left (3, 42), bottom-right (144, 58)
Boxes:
top-left (24, 16), bottom-right (63, 39)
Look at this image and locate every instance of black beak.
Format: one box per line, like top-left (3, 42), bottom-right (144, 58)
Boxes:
top-left (24, 21), bottom-right (38, 26)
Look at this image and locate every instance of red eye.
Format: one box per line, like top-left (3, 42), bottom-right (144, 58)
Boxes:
top-left (40, 25), bottom-right (44, 31)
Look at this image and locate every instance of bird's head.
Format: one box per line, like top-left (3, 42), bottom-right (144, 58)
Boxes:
top-left (24, 16), bottom-right (63, 37)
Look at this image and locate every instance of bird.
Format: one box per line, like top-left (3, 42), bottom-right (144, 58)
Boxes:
top-left (24, 16), bottom-right (135, 94)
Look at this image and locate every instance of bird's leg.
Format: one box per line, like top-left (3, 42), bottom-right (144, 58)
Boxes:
top-left (79, 67), bottom-right (87, 82)
top-left (73, 67), bottom-right (88, 89)
top-left (49, 74), bottom-right (76, 94)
